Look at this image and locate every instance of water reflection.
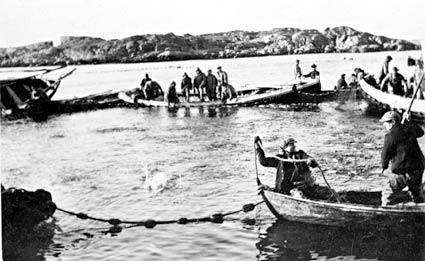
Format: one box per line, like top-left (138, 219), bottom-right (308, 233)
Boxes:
top-left (3, 220), bottom-right (59, 261)
top-left (256, 220), bottom-right (425, 260)
top-left (165, 106), bottom-right (238, 118)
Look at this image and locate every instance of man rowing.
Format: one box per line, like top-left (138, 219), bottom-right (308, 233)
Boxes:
top-left (254, 136), bottom-right (333, 200)
top-left (380, 111), bottom-right (425, 205)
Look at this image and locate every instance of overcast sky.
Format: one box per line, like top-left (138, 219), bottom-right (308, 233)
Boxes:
top-left (1, 0), bottom-right (424, 48)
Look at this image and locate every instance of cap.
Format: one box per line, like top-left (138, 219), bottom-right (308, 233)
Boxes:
top-left (311, 64), bottom-right (317, 68)
top-left (379, 111), bottom-right (401, 122)
top-left (217, 66), bottom-right (222, 70)
top-left (281, 138), bottom-right (297, 149)
top-left (392, 67), bottom-right (399, 71)
top-left (387, 55), bottom-right (392, 60)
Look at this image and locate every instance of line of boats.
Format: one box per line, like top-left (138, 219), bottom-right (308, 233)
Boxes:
top-left (2, 66), bottom-right (424, 124)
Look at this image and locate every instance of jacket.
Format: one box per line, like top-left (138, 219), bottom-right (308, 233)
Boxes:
top-left (256, 146), bottom-right (316, 194)
top-left (381, 123), bottom-right (425, 175)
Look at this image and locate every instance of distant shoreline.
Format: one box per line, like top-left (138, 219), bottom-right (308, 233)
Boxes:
top-left (0, 26), bottom-right (419, 68)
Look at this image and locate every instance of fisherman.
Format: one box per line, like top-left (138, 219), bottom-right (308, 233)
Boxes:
top-left (380, 111), bottom-right (425, 205)
top-left (413, 59), bottom-right (425, 99)
top-left (347, 73), bottom-right (358, 88)
top-left (223, 84), bottom-right (237, 101)
top-left (206, 69), bottom-right (218, 101)
top-left (254, 136), bottom-right (333, 200)
top-left (144, 80), bottom-right (163, 100)
top-left (193, 68), bottom-right (207, 101)
top-left (293, 59), bottom-right (302, 80)
top-left (217, 66), bottom-right (228, 99)
top-left (140, 73), bottom-right (152, 89)
top-left (380, 67), bottom-right (408, 96)
top-left (181, 72), bottom-right (192, 102)
top-left (165, 81), bottom-right (179, 105)
top-left (335, 74), bottom-right (348, 90)
top-left (377, 55), bottom-right (392, 90)
top-left (303, 64), bottom-right (320, 79)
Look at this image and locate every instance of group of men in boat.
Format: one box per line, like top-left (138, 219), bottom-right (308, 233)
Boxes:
top-left (136, 66), bottom-right (237, 104)
top-left (255, 109), bottom-right (425, 205)
top-left (377, 55), bottom-right (425, 99)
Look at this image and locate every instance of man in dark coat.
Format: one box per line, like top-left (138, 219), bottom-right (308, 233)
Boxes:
top-left (303, 64), bottom-right (320, 79)
top-left (193, 68), bottom-right (207, 101)
top-left (336, 74), bottom-right (348, 90)
top-left (181, 73), bottom-right (192, 102)
top-left (380, 111), bottom-right (425, 204)
top-left (165, 81), bottom-right (179, 105)
top-left (254, 136), bottom-right (333, 200)
top-left (206, 69), bottom-right (218, 101)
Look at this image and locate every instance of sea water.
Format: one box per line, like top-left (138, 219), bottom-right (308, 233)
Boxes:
top-left (1, 50), bottom-right (424, 261)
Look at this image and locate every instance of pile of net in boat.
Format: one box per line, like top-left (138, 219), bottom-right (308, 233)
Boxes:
top-left (1, 185), bottom-right (56, 236)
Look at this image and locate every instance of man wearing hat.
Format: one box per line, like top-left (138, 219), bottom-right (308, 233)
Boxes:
top-left (380, 111), bottom-right (425, 205)
top-left (303, 64), bottom-right (320, 79)
top-left (380, 67), bottom-right (408, 96)
top-left (254, 136), bottom-right (332, 198)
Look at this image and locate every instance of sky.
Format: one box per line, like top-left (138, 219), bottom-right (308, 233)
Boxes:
top-left (1, 0), bottom-right (425, 48)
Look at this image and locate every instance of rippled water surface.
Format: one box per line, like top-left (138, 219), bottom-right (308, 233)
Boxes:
top-left (2, 51), bottom-right (425, 260)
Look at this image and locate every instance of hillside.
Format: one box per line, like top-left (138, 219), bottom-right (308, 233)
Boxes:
top-left (0, 26), bottom-right (419, 67)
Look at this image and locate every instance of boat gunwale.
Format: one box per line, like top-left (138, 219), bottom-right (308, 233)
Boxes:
top-left (359, 79), bottom-right (425, 114)
top-left (263, 190), bottom-right (425, 214)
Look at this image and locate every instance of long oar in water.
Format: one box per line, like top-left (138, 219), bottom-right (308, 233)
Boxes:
top-left (255, 140), bottom-right (341, 203)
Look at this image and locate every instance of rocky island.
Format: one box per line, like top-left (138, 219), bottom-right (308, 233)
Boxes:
top-left (0, 26), bottom-right (419, 67)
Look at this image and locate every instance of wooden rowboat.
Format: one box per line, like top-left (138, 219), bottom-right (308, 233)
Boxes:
top-left (1, 66), bottom-right (75, 121)
top-left (359, 78), bottom-right (425, 122)
top-left (121, 78), bottom-right (321, 108)
top-left (260, 189), bottom-right (425, 227)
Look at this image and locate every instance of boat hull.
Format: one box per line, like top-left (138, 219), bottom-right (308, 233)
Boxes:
top-left (262, 190), bottom-right (425, 227)
top-left (359, 79), bottom-right (425, 122)
top-left (126, 78), bottom-right (321, 108)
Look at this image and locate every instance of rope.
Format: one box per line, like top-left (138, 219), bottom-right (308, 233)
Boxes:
top-left (56, 201), bottom-right (264, 229)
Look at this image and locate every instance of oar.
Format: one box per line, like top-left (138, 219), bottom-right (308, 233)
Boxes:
top-left (401, 73), bottom-right (424, 124)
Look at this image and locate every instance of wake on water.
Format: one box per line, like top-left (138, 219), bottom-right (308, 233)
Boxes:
top-left (143, 163), bottom-right (182, 193)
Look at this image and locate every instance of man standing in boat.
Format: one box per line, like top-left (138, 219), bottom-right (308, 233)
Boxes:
top-left (181, 73), bottom-right (192, 102)
top-left (293, 60), bottom-right (302, 80)
top-left (206, 69), bottom-right (218, 101)
top-left (217, 66), bottom-right (228, 100)
top-left (413, 59), bottom-right (425, 99)
top-left (380, 67), bottom-right (408, 96)
top-left (377, 55), bottom-right (392, 90)
top-left (303, 64), bottom-right (320, 79)
top-left (254, 136), bottom-right (332, 199)
top-left (380, 111), bottom-right (425, 205)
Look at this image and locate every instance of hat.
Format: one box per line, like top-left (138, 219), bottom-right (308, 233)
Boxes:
top-left (379, 111), bottom-right (401, 122)
top-left (281, 138), bottom-right (297, 149)
top-left (392, 67), bottom-right (399, 71)
top-left (196, 67), bottom-right (201, 72)
top-left (311, 64), bottom-right (317, 68)
top-left (217, 66), bottom-right (222, 70)
top-left (387, 55), bottom-right (392, 60)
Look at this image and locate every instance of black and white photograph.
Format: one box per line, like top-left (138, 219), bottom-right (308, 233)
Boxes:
top-left (1, 0), bottom-right (425, 260)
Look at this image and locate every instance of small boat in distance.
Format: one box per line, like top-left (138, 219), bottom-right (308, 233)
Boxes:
top-left (120, 78), bottom-right (321, 108)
